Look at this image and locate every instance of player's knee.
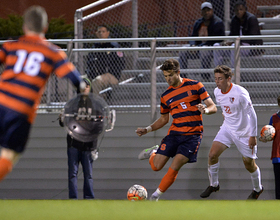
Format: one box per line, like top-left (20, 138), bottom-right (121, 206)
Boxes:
top-left (150, 163), bottom-right (161, 171)
top-left (243, 158), bottom-right (256, 172)
top-left (208, 152), bottom-right (219, 164)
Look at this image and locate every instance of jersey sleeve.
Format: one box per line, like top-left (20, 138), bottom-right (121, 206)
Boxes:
top-left (197, 82), bottom-right (210, 101)
top-left (53, 50), bottom-right (82, 88)
top-left (160, 96), bottom-right (170, 114)
top-left (239, 87), bottom-right (252, 109)
top-left (240, 87), bottom-right (257, 136)
top-left (0, 44), bottom-right (7, 64)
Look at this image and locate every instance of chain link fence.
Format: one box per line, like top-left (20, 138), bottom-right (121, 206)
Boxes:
top-left (1, 0), bottom-right (280, 113)
top-left (32, 36), bottom-right (280, 112)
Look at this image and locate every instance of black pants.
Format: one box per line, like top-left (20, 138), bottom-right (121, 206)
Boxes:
top-left (273, 163), bottom-right (280, 199)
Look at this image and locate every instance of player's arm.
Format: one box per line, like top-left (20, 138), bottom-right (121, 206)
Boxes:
top-left (136, 113), bottom-right (169, 137)
top-left (196, 97), bottom-right (217, 115)
top-left (248, 105), bottom-right (258, 148)
top-left (54, 50), bottom-right (85, 92)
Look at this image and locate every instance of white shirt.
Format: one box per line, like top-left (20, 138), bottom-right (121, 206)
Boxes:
top-left (214, 83), bottom-right (257, 137)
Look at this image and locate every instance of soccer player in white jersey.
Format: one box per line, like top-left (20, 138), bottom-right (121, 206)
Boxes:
top-left (200, 65), bottom-right (263, 200)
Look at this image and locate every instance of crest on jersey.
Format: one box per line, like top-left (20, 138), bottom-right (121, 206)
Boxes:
top-left (229, 97), bottom-right (235, 103)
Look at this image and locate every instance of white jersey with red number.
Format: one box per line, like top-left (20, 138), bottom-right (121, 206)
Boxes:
top-left (214, 83), bottom-right (257, 137)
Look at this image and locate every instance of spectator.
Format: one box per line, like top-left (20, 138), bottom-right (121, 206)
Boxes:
top-left (86, 25), bottom-right (125, 95)
top-left (179, 2), bottom-right (225, 80)
top-left (259, 95), bottom-right (280, 200)
top-left (59, 77), bottom-right (98, 199)
top-left (214, 0), bottom-right (263, 67)
top-left (0, 6), bottom-right (83, 182)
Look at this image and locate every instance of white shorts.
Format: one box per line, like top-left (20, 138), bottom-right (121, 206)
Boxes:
top-left (213, 125), bottom-right (257, 159)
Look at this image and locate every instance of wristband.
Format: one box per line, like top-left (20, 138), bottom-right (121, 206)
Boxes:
top-left (204, 108), bottom-right (209, 114)
top-left (146, 126), bottom-right (152, 133)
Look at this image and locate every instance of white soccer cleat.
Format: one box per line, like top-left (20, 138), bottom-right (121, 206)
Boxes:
top-left (138, 145), bottom-right (159, 160)
top-left (149, 194), bottom-right (160, 201)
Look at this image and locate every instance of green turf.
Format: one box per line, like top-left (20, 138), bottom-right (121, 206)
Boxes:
top-left (1, 200), bottom-right (279, 220)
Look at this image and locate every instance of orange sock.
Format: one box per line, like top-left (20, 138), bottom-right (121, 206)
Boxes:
top-left (149, 152), bottom-right (159, 171)
top-left (0, 157), bottom-right (13, 181)
top-left (158, 167), bottom-right (178, 193)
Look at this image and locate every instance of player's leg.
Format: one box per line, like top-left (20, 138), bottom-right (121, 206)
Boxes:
top-left (201, 126), bottom-right (233, 198)
top-left (150, 154), bottom-right (188, 201)
top-left (150, 152), bottom-right (169, 171)
top-left (145, 139), bottom-right (173, 172)
top-left (234, 136), bottom-right (263, 199)
top-left (150, 135), bottom-right (201, 201)
top-left (243, 157), bottom-right (263, 199)
top-left (273, 163), bottom-right (280, 199)
top-left (81, 150), bottom-right (94, 199)
top-left (0, 148), bottom-right (20, 181)
top-left (0, 106), bottom-right (31, 182)
top-left (200, 141), bottom-right (227, 198)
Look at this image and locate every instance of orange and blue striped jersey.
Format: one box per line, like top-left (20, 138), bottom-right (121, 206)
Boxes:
top-left (161, 78), bottom-right (210, 136)
top-left (0, 35), bottom-right (82, 124)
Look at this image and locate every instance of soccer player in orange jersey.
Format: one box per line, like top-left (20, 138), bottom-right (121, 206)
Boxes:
top-left (136, 58), bottom-right (217, 200)
top-left (0, 6), bottom-right (84, 182)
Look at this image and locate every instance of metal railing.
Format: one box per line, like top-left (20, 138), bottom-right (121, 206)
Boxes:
top-left (1, 35), bottom-right (280, 119)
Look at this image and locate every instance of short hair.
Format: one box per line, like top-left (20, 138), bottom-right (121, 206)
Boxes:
top-left (23, 6), bottom-right (48, 33)
top-left (234, 0), bottom-right (247, 9)
top-left (97, 24), bottom-right (109, 32)
top-left (160, 59), bottom-right (180, 72)
top-left (214, 65), bottom-right (233, 78)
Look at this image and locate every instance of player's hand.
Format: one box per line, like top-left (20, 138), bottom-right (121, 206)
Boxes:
top-left (249, 136), bottom-right (257, 149)
top-left (91, 149), bottom-right (99, 161)
top-left (259, 136), bottom-right (267, 143)
top-left (135, 128), bottom-right (147, 137)
top-left (196, 103), bottom-right (207, 114)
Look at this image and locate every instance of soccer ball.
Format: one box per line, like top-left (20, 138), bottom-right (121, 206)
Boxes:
top-left (127, 184), bottom-right (148, 201)
top-left (260, 125), bottom-right (275, 141)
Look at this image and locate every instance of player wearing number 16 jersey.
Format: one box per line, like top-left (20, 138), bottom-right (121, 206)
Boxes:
top-left (0, 6), bottom-right (84, 182)
top-left (135, 59), bottom-right (217, 200)
top-left (200, 65), bottom-right (263, 200)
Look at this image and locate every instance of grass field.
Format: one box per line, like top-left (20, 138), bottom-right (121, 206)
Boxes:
top-left (1, 200), bottom-right (280, 220)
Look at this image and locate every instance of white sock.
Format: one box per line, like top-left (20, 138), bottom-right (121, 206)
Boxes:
top-left (152, 188), bottom-right (163, 198)
top-left (250, 166), bottom-right (262, 192)
top-left (208, 162), bottom-right (220, 187)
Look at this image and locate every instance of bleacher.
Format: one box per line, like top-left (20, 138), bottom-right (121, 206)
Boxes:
top-left (111, 6), bottom-right (280, 107)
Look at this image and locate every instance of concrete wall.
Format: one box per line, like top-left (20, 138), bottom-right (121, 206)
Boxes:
top-left (0, 107), bottom-right (277, 200)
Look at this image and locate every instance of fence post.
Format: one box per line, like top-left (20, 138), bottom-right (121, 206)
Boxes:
top-left (132, 0), bottom-right (138, 69)
top-left (67, 40), bottom-right (74, 100)
top-left (234, 37), bottom-right (241, 84)
top-left (74, 10), bottom-right (84, 77)
top-left (150, 39), bottom-right (157, 123)
top-left (224, 0), bottom-right (230, 31)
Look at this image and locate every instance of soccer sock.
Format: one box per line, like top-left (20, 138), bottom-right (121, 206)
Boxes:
top-left (152, 188), bottom-right (164, 198)
top-left (208, 162), bottom-right (220, 187)
top-left (250, 166), bottom-right (262, 192)
top-left (149, 152), bottom-right (159, 171)
top-left (0, 157), bottom-right (13, 181)
top-left (158, 167), bottom-right (178, 193)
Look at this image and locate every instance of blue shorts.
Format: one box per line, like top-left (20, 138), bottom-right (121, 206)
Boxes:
top-left (0, 105), bottom-right (31, 153)
top-left (156, 134), bottom-right (202, 163)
